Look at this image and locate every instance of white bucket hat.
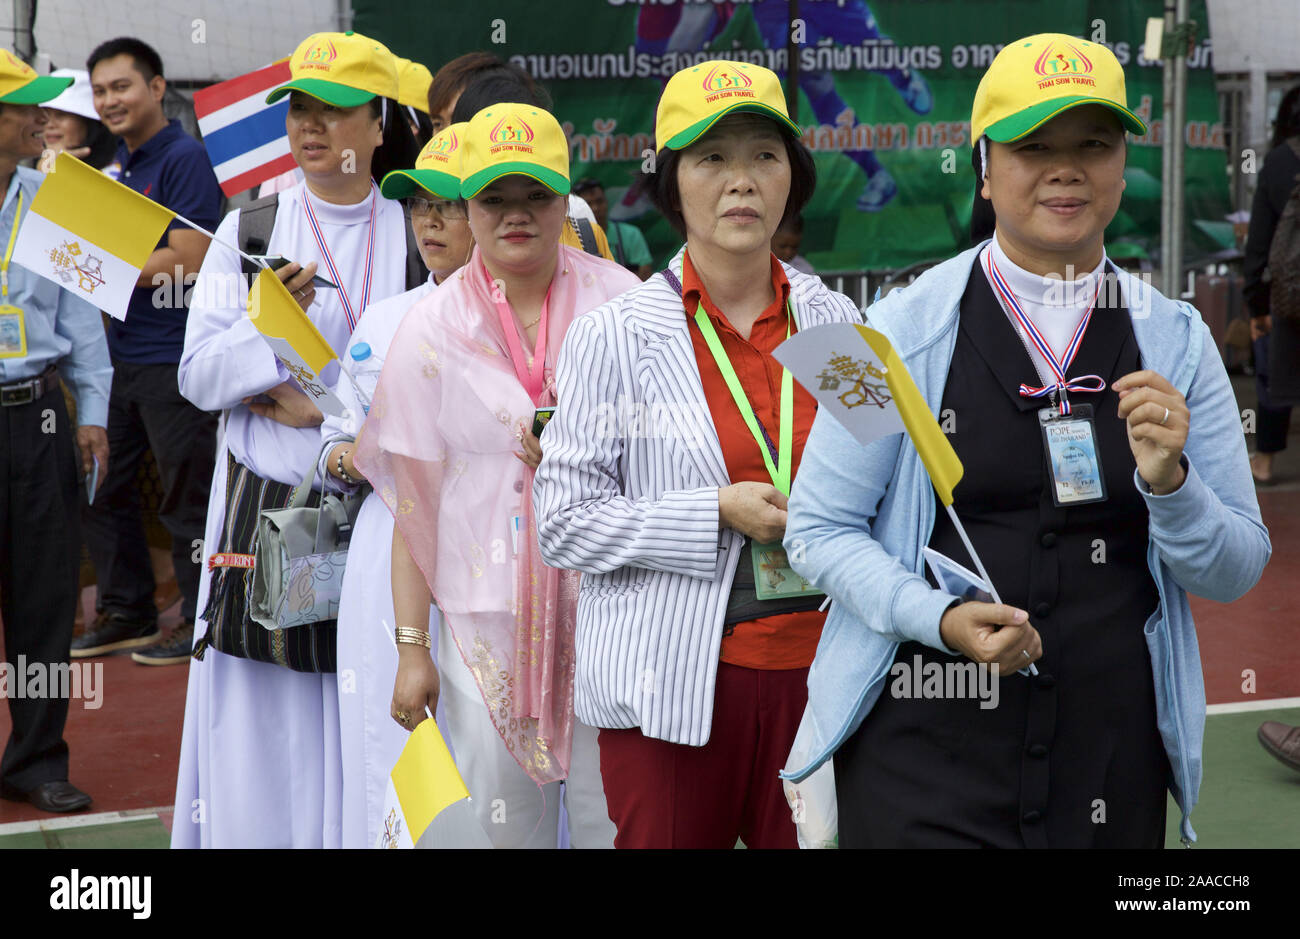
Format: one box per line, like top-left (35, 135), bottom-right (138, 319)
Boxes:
top-left (42, 68), bottom-right (99, 121)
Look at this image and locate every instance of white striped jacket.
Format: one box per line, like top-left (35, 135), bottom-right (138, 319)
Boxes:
top-left (534, 247), bottom-right (863, 746)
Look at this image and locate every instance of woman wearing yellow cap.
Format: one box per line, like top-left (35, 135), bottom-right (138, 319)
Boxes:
top-left (173, 31), bottom-right (418, 848)
top-left (322, 123), bottom-right (473, 848)
top-left (354, 102), bottom-right (640, 847)
top-left (784, 34), bottom-right (1268, 847)
top-left (533, 61), bottom-right (862, 848)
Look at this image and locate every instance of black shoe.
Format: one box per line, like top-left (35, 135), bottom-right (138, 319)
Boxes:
top-left (0, 780), bottom-right (92, 813)
top-left (70, 612), bottom-right (161, 658)
top-left (131, 622), bottom-right (195, 666)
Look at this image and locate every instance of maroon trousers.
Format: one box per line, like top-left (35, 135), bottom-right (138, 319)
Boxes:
top-left (597, 661), bottom-right (808, 849)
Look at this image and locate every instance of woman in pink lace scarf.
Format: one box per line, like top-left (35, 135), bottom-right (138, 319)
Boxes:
top-left (354, 102), bottom-right (639, 848)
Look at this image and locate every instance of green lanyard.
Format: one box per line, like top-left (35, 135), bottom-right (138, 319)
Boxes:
top-left (692, 300), bottom-right (796, 496)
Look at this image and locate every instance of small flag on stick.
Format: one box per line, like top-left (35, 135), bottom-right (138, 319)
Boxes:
top-left (193, 59), bottom-right (296, 197)
top-left (774, 322), bottom-right (963, 503)
top-left (376, 715), bottom-right (491, 849)
top-left (775, 322), bottom-right (1033, 673)
top-left (246, 268), bottom-right (350, 418)
top-left (12, 151), bottom-right (175, 319)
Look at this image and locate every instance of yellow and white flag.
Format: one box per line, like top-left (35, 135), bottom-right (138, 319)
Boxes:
top-left (246, 268), bottom-right (350, 419)
top-left (12, 151), bottom-right (174, 320)
top-left (375, 716), bottom-right (491, 849)
top-left (774, 322), bottom-right (964, 505)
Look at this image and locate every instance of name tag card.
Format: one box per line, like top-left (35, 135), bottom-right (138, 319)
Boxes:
top-left (1039, 403), bottom-right (1107, 506)
top-left (0, 305), bottom-right (26, 358)
top-left (752, 541), bottom-right (823, 601)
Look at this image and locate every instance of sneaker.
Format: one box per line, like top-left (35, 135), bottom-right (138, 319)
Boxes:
top-left (131, 622), bottom-right (195, 666)
top-left (70, 612), bottom-right (161, 658)
top-left (857, 168), bottom-right (898, 212)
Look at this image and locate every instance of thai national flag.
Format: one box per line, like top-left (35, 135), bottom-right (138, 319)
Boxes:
top-left (193, 60), bottom-right (296, 197)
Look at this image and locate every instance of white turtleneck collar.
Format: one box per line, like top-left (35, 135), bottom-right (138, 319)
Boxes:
top-left (300, 180), bottom-right (378, 225)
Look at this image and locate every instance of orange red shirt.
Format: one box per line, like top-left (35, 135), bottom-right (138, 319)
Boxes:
top-left (682, 250), bottom-right (825, 671)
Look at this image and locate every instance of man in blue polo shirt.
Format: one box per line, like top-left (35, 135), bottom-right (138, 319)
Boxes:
top-left (72, 37), bottom-right (222, 666)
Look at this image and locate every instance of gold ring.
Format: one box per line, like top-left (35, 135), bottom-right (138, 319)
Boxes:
top-left (396, 711), bottom-right (408, 724)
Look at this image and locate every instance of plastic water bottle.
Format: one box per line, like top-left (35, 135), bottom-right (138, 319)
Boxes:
top-left (349, 341), bottom-right (385, 417)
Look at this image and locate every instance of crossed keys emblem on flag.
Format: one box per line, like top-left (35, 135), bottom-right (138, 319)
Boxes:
top-left (283, 360), bottom-right (328, 401)
top-left (47, 240), bottom-right (105, 295)
top-left (815, 353), bottom-right (893, 410)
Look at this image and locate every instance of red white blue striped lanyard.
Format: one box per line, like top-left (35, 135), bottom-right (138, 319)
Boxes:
top-left (984, 250), bottom-right (1105, 416)
top-left (302, 183), bottom-right (377, 332)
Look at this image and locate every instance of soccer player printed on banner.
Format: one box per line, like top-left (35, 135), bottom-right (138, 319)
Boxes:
top-left (319, 123), bottom-right (475, 848)
top-left (172, 31), bottom-right (418, 848)
top-left (781, 34), bottom-right (1270, 848)
top-left (68, 38), bottom-right (224, 667)
top-left (353, 101), bottom-right (640, 848)
top-left (0, 51), bottom-right (110, 816)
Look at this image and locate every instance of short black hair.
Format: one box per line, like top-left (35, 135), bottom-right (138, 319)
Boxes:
top-left (87, 37), bottom-right (164, 82)
top-left (366, 96), bottom-right (420, 188)
top-left (450, 64), bottom-right (552, 124)
top-left (969, 141), bottom-right (996, 245)
top-left (648, 127), bottom-right (816, 237)
top-left (572, 177), bottom-right (603, 196)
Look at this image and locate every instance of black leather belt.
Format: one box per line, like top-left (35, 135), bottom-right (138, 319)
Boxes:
top-left (0, 365), bottom-right (59, 407)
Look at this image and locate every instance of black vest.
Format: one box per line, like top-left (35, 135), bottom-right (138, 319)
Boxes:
top-left (834, 259), bottom-right (1168, 848)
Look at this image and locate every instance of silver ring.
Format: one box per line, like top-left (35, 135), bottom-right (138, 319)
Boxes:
top-left (1022, 650), bottom-right (1031, 661)
top-left (1160, 406), bottom-right (1170, 426)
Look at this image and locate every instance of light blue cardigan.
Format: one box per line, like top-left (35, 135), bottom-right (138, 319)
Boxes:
top-left (782, 244), bottom-right (1270, 844)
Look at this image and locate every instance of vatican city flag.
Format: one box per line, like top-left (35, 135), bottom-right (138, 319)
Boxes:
top-left (376, 716), bottom-right (491, 849)
top-left (774, 322), bottom-right (964, 505)
top-left (12, 151), bottom-right (174, 320)
top-left (246, 268), bottom-right (350, 418)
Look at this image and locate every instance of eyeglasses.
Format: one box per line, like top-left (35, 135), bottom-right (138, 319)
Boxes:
top-left (404, 197), bottom-right (467, 221)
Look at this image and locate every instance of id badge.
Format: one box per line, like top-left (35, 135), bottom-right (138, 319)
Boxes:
top-left (1039, 403), bottom-right (1107, 506)
top-left (0, 304), bottom-right (26, 358)
top-left (751, 541), bottom-right (824, 601)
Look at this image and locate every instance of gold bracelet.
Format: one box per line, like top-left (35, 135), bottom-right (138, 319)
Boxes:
top-left (394, 627), bottom-right (431, 649)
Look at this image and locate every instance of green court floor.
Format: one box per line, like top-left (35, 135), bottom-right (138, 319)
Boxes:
top-left (1165, 706), bottom-right (1300, 848)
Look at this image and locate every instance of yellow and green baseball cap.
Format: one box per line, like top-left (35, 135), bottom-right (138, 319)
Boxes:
top-left (380, 122), bottom-right (466, 200)
top-left (971, 33), bottom-right (1147, 143)
top-left (655, 59), bottom-right (801, 152)
top-left (394, 57), bottom-right (432, 113)
top-left (0, 49), bottom-right (72, 104)
top-left (266, 31), bottom-right (399, 108)
top-left (460, 103), bottom-right (570, 198)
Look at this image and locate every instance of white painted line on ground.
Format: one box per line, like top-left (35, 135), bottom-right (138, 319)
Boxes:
top-left (0, 806), bottom-right (166, 836)
top-left (1206, 697), bottom-right (1300, 715)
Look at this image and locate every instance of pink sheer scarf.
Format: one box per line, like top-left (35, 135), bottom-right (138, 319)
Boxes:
top-left (354, 244), bottom-right (639, 785)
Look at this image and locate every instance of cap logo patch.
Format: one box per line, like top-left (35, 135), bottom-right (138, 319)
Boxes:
top-left (301, 40), bottom-right (339, 72)
top-left (489, 115), bottom-right (535, 154)
top-left (1033, 41), bottom-right (1096, 90)
top-left (0, 49), bottom-right (33, 77)
top-left (429, 129), bottom-right (458, 154)
top-left (702, 65), bottom-right (755, 104)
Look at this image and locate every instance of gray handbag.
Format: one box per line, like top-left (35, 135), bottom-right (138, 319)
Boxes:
top-left (250, 460), bottom-right (365, 631)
